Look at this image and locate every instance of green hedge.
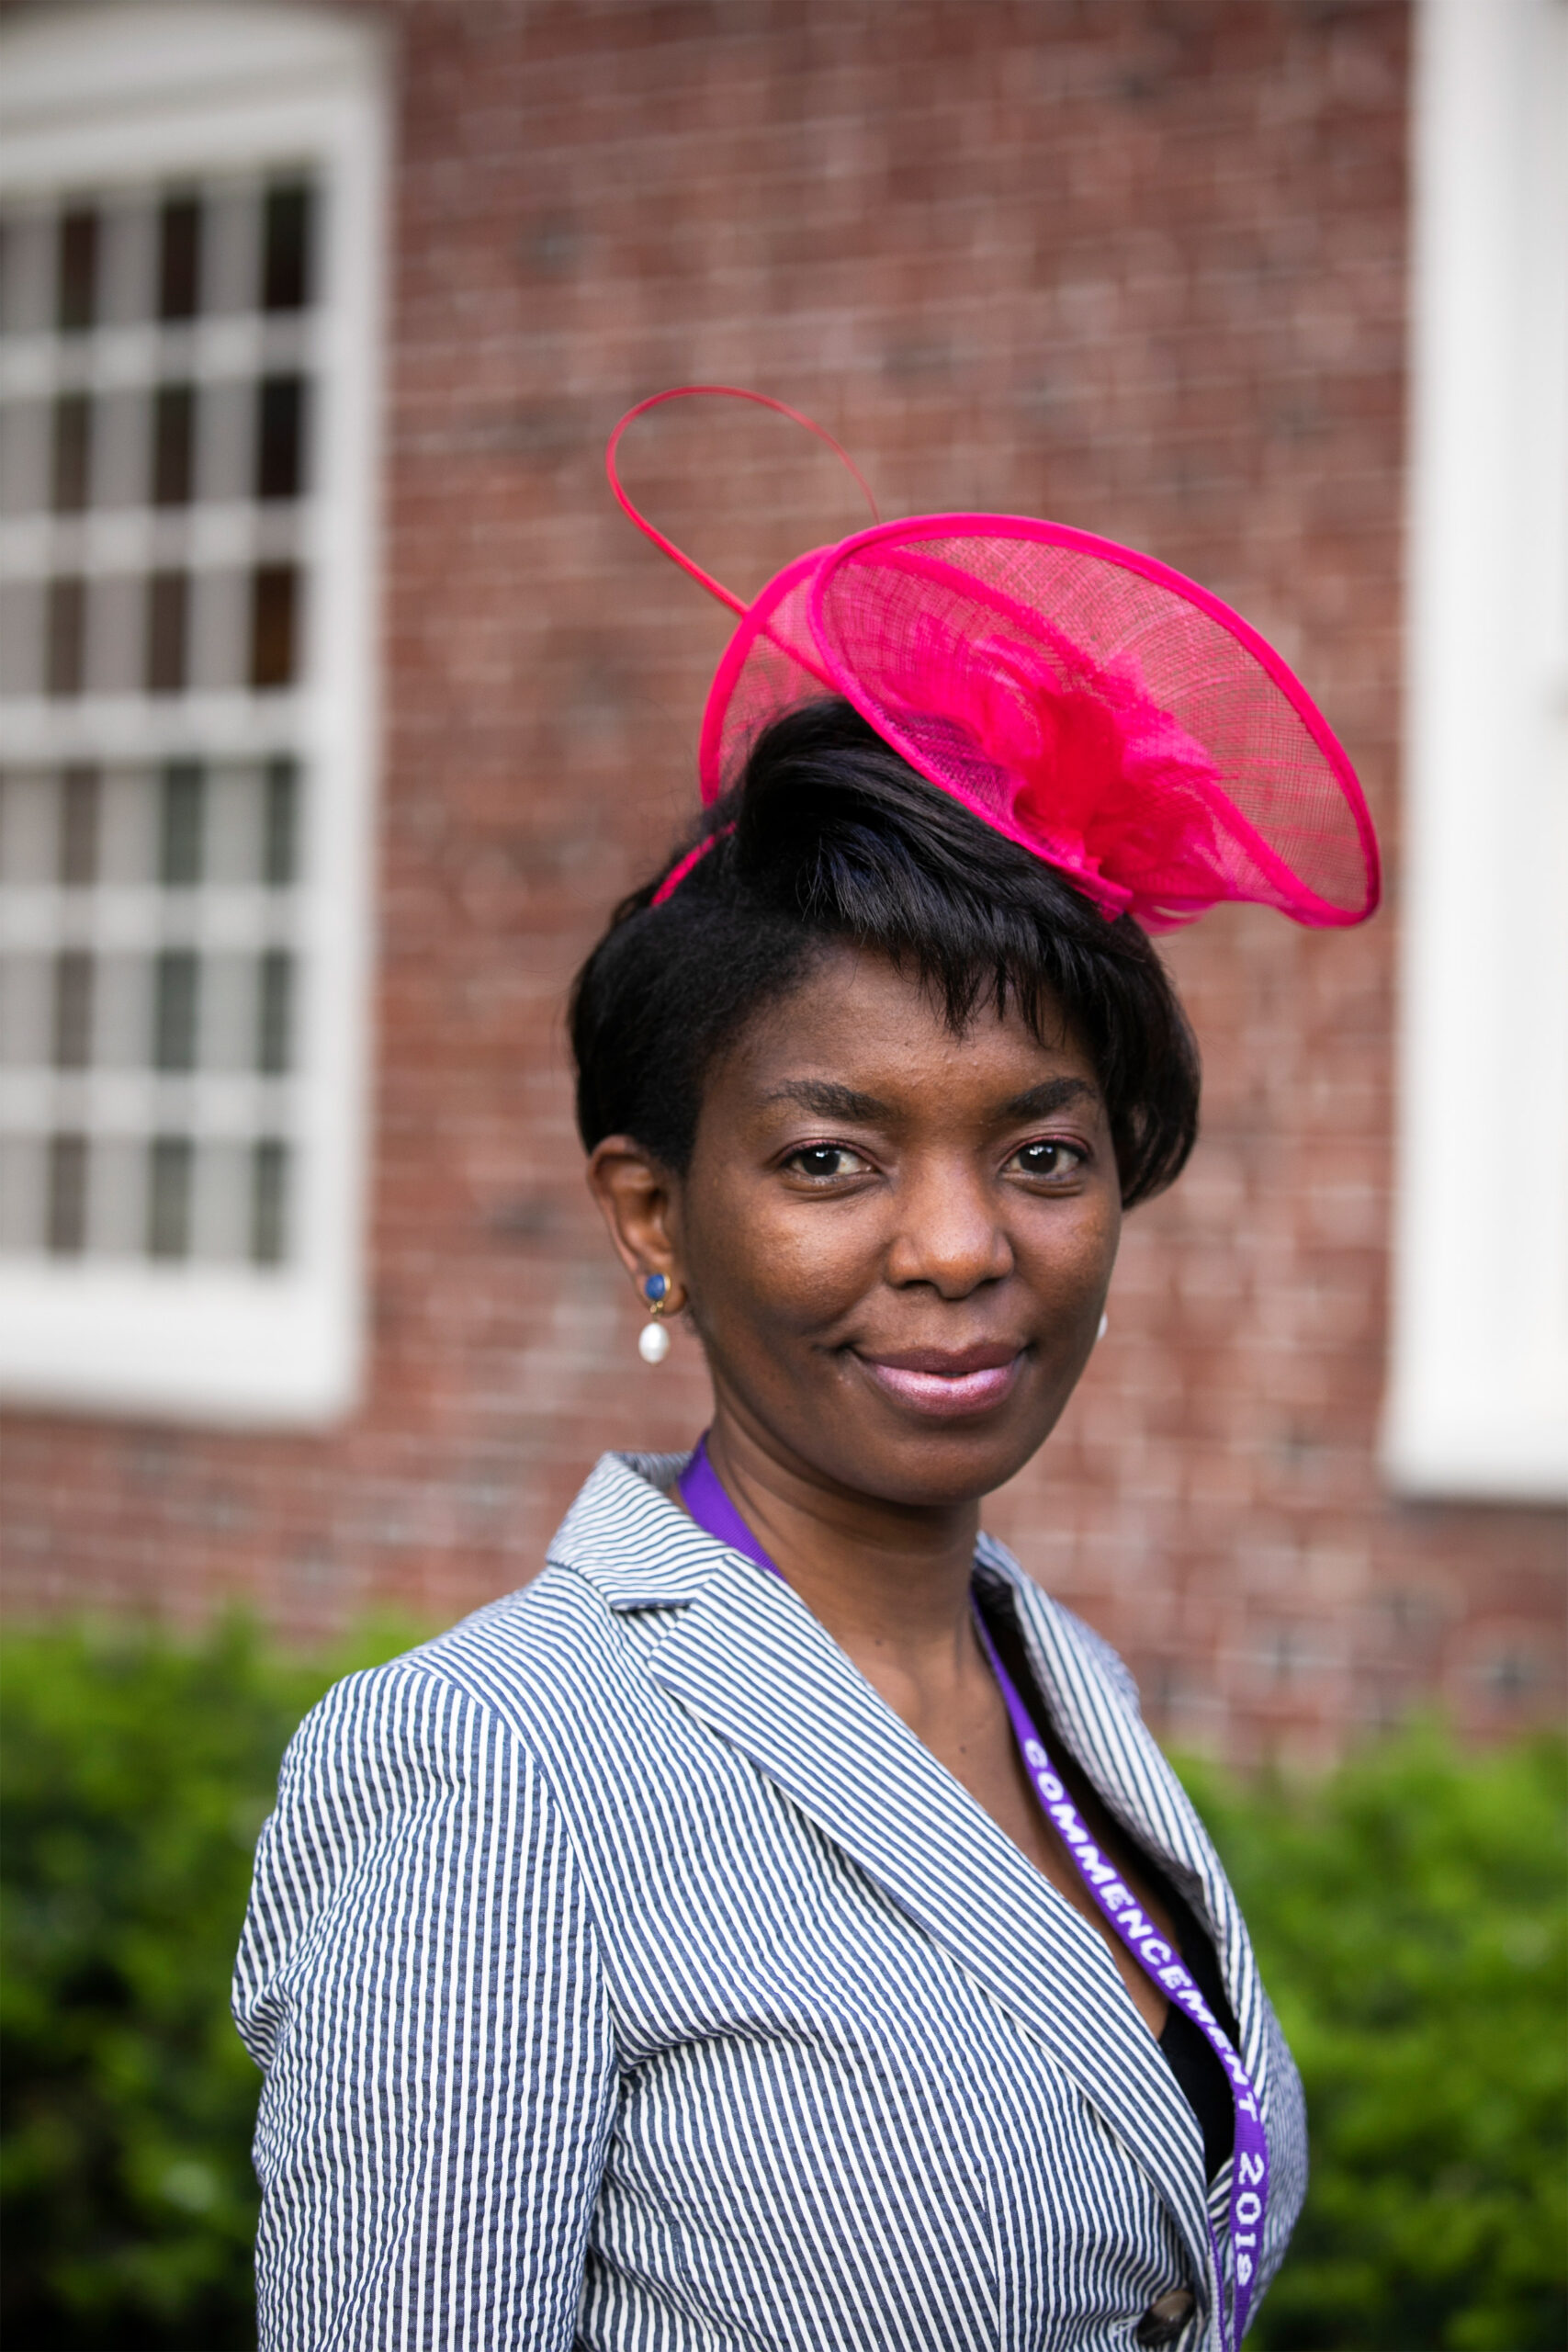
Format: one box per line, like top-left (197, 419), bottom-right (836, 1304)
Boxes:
top-left (0, 1618), bottom-right (416, 2351)
top-left (2, 1622), bottom-right (1563, 2349)
top-left (1181, 1728), bottom-right (1567, 2351)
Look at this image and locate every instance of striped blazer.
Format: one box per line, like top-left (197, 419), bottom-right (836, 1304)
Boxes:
top-left (234, 1450), bottom-right (1306, 2350)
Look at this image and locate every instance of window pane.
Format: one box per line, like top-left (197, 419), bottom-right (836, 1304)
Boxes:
top-left (47, 1133), bottom-right (88, 1254)
top-left (255, 375), bottom-right (305, 502)
top-left (51, 393), bottom-right (92, 513)
top-left (59, 765), bottom-right (99, 885)
top-left (0, 951), bottom-right (51, 1066)
top-left (91, 388), bottom-right (143, 511)
top-left (145, 571), bottom-right (188, 695)
top-left (56, 208), bottom-right (97, 334)
top-left (0, 398), bottom-right (48, 518)
top-left (90, 949), bottom-right (146, 1070)
top-left (190, 377), bottom-right (246, 504)
top-left (264, 757), bottom-right (298, 885)
top-left (157, 193), bottom-right (201, 322)
top-left (159, 761), bottom-right (203, 883)
top-left (4, 216), bottom-right (56, 336)
top-left (257, 949), bottom-right (292, 1075)
top-left (2, 773), bottom-right (50, 882)
top-left (202, 184), bottom-right (259, 319)
top-left (46, 577), bottom-right (86, 697)
top-left (147, 1135), bottom-right (191, 1259)
top-left (0, 1136), bottom-right (45, 1255)
top-left (152, 383), bottom-right (195, 507)
top-left (199, 951), bottom-right (252, 1070)
top-left (88, 1135), bottom-right (147, 1257)
top-left (203, 764), bottom-right (257, 884)
top-left (1, 219), bottom-right (21, 334)
top-left (97, 766), bottom-right (159, 887)
top-left (250, 563), bottom-right (297, 689)
top-left (252, 1136), bottom-right (287, 1264)
top-left (51, 950), bottom-right (93, 1069)
top-left (152, 949), bottom-right (198, 1069)
top-left (261, 182), bottom-right (312, 312)
top-left (98, 200), bottom-right (156, 332)
top-left (86, 575), bottom-right (141, 696)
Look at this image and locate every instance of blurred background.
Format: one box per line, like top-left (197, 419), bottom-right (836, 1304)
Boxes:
top-left (0, 0), bottom-right (1563, 2345)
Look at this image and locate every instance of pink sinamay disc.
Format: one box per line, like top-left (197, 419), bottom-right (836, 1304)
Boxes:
top-left (609, 389), bottom-right (1380, 933)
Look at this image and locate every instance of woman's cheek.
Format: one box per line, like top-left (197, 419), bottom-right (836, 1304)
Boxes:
top-left (726, 1200), bottom-right (871, 1331)
top-left (1010, 1244), bottom-right (1111, 1354)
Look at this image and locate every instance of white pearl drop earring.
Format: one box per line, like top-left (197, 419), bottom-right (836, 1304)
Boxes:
top-left (638, 1272), bottom-right (671, 1363)
top-left (1097, 1312), bottom-right (1110, 1342)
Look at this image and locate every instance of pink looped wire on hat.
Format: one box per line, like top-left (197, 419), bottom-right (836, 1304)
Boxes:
top-left (608, 388), bottom-right (1380, 933)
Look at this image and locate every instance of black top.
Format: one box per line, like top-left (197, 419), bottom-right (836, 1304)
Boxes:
top-left (981, 1593), bottom-right (1237, 2181)
top-left (1153, 1879), bottom-right (1236, 2180)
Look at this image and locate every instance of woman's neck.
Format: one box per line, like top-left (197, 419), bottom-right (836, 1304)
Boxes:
top-left (702, 1408), bottom-right (982, 1690)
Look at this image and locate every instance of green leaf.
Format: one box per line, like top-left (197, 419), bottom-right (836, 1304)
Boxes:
top-left (0, 1613), bottom-right (421, 2349)
top-left (1177, 1723), bottom-right (1568, 2350)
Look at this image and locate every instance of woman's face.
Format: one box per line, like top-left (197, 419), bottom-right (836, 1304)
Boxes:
top-left (665, 944), bottom-right (1122, 1510)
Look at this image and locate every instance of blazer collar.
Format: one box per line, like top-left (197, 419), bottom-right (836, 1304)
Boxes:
top-left (548, 1448), bottom-right (719, 1607)
top-left (553, 1453), bottom-right (1221, 2289)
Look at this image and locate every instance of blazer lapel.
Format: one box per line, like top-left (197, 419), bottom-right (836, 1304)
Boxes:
top-left (994, 1550), bottom-right (1275, 2129)
top-left (640, 1540), bottom-right (1216, 2291)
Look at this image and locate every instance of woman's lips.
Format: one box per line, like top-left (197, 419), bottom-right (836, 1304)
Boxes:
top-left (854, 1347), bottom-right (1024, 1419)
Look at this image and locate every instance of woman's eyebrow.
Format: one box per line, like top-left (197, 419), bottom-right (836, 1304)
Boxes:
top-left (760, 1080), bottom-right (892, 1121)
top-left (1001, 1077), bottom-right (1102, 1119)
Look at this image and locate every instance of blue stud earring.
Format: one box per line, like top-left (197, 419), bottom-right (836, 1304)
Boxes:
top-left (639, 1272), bottom-right (671, 1363)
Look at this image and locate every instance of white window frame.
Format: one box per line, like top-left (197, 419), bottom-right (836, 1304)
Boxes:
top-left (1388, 0), bottom-right (1568, 1499)
top-left (0, 2), bottom-right (388, 1427)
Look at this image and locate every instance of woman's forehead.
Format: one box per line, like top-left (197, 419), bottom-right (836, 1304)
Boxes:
top-left (712, 944), bottom-right (1096, 1108)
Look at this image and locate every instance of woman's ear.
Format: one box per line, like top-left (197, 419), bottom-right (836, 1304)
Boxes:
top-left (586, 1135), bottom-right (683, 1300)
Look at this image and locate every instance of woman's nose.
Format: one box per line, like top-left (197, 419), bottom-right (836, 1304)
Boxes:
top-left (884, 1163), bottom-right (1014, 1296)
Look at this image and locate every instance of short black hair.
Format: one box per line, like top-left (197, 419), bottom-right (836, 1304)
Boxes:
top-left (570, 698), bottom-right (1200, 1207)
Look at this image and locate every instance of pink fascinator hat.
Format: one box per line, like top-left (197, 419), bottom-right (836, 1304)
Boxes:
top-left (607, 388), bottom-right (1380, 934)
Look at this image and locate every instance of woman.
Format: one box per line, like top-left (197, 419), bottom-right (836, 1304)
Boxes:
top-left (235, 393), bottom-right (1378, 2351)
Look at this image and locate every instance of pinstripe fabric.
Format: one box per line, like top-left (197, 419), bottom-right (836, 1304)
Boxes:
top-left (235, 1451), bottom-right (1306, 2351)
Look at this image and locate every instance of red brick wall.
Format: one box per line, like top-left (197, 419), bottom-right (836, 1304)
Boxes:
top-left (6, 0), bottom-right (1562, 1763)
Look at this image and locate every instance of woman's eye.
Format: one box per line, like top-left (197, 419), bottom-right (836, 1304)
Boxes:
top-left (784, 1144), bottom-right (871, 1181)
top-left (1010, 1139), bottom-right (1086, 1182)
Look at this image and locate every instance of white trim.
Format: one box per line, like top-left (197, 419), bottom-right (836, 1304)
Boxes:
top-left (0, 3), bottom-right (389, 1428)
top-left (0, 2), bottom-right (378, 138)
top-left (1388, 0), bottom-right (1568, 1498)
top-left (0, 1257), bottom-right (359, 1425)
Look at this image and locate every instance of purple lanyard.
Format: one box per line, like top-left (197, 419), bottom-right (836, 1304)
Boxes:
top-left (679, 1435), bottom-right (1269, 2351)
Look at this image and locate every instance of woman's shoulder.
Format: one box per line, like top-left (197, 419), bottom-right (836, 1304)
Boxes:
top-left (284, 1451), bottom-right (714, 1780)
top-left (378, 1559), bottom-right (629, 1718)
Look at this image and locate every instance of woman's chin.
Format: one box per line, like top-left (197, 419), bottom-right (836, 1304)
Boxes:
top-left (807, 1409), bottom-right (1059, 1512)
